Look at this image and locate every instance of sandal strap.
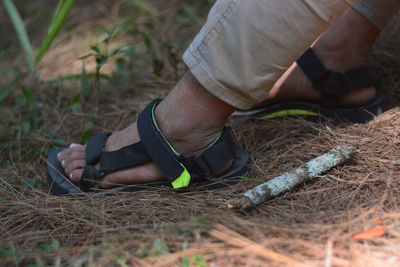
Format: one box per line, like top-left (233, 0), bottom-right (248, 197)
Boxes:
top-left (86, 132), bottom-right (112, 165)
top-left (80, 132), bottom-right (111, 189)
top-left (138, 99), bottom-right (191, 188)
top-left (99, 142), bottom-right (151, 173)
top-left (137, 99), bottom-right (236, 188)
top-left (296, 48), bottom-right (381, 106)
top-left (80, 165), bottom-right (101, 191)
top-left (81, 132), bottom-right (153, 189)
top-left (179, 129), bottom-right (235, 181)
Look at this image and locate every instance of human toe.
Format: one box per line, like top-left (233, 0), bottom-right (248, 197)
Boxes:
top-left (57, 145), bottom-right (85, 162)
top-left (64, 159), bottom-right (86, 176)
top-left (70, 169), bottom-right (84, 182)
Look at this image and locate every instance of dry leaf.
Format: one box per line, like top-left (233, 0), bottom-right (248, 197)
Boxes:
top-left (352, 227), bottom-right (385, 241)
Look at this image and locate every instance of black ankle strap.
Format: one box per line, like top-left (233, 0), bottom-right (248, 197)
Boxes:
top-left (137, 99), bottom-right (236, 188)
top-left (178, 128), bottom-right (235, 183)
top-left (137, 99), bottom-right (192, 188)
top-left (296, 48), bottom-right (381, 106)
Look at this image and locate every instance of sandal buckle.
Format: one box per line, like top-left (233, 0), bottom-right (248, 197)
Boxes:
top-left (314, 70), bottom-right (349, 97)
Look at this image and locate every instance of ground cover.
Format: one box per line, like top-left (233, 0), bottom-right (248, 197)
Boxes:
top-left (1, 1), bottom-right (399, 266)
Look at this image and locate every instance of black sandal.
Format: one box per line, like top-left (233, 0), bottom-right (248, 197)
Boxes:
top-left (46, 99), bottom-right (250, 195)
top-left (233, 48), bottom-right (384, 123)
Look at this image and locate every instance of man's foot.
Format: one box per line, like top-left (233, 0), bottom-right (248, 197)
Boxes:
top-left (253, 8), bottom-right (380, 109)
top-left (57, 72), bottom-right (235, 188)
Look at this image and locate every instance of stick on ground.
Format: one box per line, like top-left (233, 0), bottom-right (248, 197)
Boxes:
top-left (229, 146), bottom-right (354, 209)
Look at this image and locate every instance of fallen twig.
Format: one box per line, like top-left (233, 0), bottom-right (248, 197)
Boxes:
top-left (229, 146), bottom-right (354, 209)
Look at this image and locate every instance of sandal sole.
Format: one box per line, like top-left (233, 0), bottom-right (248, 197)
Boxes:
top-left (46, 147), bottom-right (250, 195)
top-left (233, 95), bottom-right (385, 124)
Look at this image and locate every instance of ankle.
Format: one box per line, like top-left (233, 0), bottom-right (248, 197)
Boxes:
top-left (153, 72), bottom-right (234, 154)
top-left (312, 8), bottom-right (380, 70)
top-left (155, 102), bottom-right (224, 155)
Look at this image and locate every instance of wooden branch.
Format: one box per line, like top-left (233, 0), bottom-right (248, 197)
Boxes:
top-left (228, 146), bottom-right (354, 209)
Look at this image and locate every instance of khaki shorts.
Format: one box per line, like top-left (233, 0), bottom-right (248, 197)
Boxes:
top-left (183, 0), bottom-right (400, 109)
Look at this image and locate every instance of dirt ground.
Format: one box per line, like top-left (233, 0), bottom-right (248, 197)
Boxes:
top-left (1, 1), bottom-right (400, 266)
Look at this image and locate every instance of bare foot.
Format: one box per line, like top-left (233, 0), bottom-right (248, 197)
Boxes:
top-left (254, 8), bottom-right (380, 109)
top-left (57, 72), bottom-right (235, 188)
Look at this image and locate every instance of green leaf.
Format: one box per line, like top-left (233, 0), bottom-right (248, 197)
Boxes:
top-left (141, 33), bottom-right (151, 49)
top-left (24, 179), bottom-right (35, 187)
top-left (35, 239), bottom-right (60, 252)
top-left (80, 121), bottom-right (93, 144)
top-left (21, 87), bottom-right (34, 105)
top-left (78, 53), bottom-right (95, 60)
top-left (90, 45), bottom-right (100, 54)
top-left (23, 121), bottom-right (31, 132)
top-left (3, 0), bottom-right (35, 71)
top-left (49, 0), bottom-right (67, 32)
top-left (69, 95), bottom-right (82, 113)
top-left (153, 238), bottom-right (168, 255)
top-left (110, 47), bottom-right (122, 57)
top-left (35, 0), bottom-right (75, 65)
top-left (123, 0), bottom-right (150, 13)
top-left (181, 257), bottom-right (190, 267)
top-left (42, 129), bottom-right (69, 147)
top-left (50, 239), bottom-right (60, 250)
top-left (190, 217), bottom-right (208, 226)
top-left (194, 254), bottom-right (208, 267)
top-left (96, 56), bottom-right (107, 69)
top-left (51, 137), bottom-right (69, 147)
top-left (0, 247), bottom-right (10, 259)
top-left (144, 21), bottom-right (154, 29)
top-left (116, 257), bottom-right (129, 267)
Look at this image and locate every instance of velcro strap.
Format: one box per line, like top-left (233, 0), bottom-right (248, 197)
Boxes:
top-left (180, 129), bottom-right (235, 177)
top-left (80, 165), bottom-right (101, 191)
top-left (85, 132), bottom-right (112, 165)
top-left (137, 99), bottom-right (190, 187)
top-left (297, 48), bottom-right (381, 98)
top-left (99, 142), bottom-right (151, 173)
top-left (296, 48), bottom-right (328, 86)
top-left (335, 66), bottom-right (381, 92)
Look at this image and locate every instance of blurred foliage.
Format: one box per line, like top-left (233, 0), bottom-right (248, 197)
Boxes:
top-left (3, 0), bottom-right (75, 71)
top-left (0, 0), bottom-right (212, 168)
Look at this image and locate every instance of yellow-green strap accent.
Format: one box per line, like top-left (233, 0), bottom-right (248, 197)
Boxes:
top-left (171, 164), bottom-right (191, 188)
top-left (258, 109), bottom-right (318, 120)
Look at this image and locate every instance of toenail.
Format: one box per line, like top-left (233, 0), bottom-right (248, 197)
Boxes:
top-left (57, 152), bottom-right (61, 159)
top-left (69, 173), bottom-right (73, 179)
top-left (69, 143), bottom-right (79, 148)
top-left (62, 160), bottom-right (65, 166)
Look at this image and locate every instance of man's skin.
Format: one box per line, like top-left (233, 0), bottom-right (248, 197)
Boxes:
top-left (57, 8), bottom-right (380, 188)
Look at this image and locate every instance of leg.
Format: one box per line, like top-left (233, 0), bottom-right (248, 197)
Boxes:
top-left (56, 0), bottom-right (362, 188)
top-left (255, 0), bottom-right (400, 108)
top-left (184, 0), bottom-right (358, 110)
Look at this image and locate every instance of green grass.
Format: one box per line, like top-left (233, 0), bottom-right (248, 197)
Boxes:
top-left (3, 0), bottom-right (35, 70)
top-left (3, 0), bottom-right (75, 71)
top-left (35, 0), bottom-right (75, 65)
